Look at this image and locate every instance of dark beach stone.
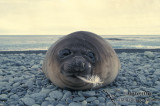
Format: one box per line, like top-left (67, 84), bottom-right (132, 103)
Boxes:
top-left (0, 70), bottom-right (3, 75)
top-left (106, 102), bottom-right (115, 106)
top-left (41, 101), bottom-right (50, 106)
top-left (81, 100), bottom-right (87, 106)
top-left (0, 94), bottom-right (8, 101)
top-left (12, 77), bottom-right (24, 82)
top-left (98, 103), bottom-right (105, 106)
top-left (10, 94), bottom-right (19, 100)
top-left (7, 100), bottom-right (19, 105)
top-left (139, 75), bottom-right (146, 84)
top-left (45, 97), bottom-right (55, 103)
top-left (41, 88), bottom-right (51, 94)
top-left (86, 97), bottom-right (97, 102)
top-left (73, 97), bottom-right (85, 102)
top-left (31, 65), bottom-right (39, 69)
top-left (32, 104), bottom-right (40, 106)
top-left (1, 88), bottom-right (11, 94)
top-left (56, 104), bottom-right (66, 106)
top-left (14, 61), bottom-right (22, 66)
top-left (144, 51), bottom-right (154, 58)
top-left (13, 82), bottom-right (20, 88)
top-left (49, 91), bottom-right (63, 100)
top-left (78, 91), bottom-right (84, 97)
top-left (25, 79), bottom-right (35, 87)
top-left (21, 97), bottom-right (35, 106)
top-left (69, 102), bottom-right (81, 106)
top-left (30, 92), bottom-right (47, 102)
top-left (98, 97), bottom-right (105, 102)
top-left (46, 85), bottom-right (56, 89)
top-left (0, 82), bottom-right (10, 88)
top-left (147, 88), bottom-right (158, 93)
top-left (61, 91), bottom-right (72, 101)
top-left (17, 91), bottom-right (26, 97)
top-left (92, 100), bottom-right (99, 105)
top-left (36, 80), bottom-right (42, 86)
top-left (0, 102), bottom-right (6, 106)
top-left (82, 91), bottom-right (95, 97)
top-left (154, 69), bottom-right (160, 75)
top-left (66, 97), bottom-right (72, 104)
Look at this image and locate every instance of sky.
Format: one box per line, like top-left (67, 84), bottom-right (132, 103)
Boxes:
top-left (0, 0), bottom-right (160, 35)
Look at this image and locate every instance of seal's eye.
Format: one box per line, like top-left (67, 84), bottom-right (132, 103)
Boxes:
top-left (59, 49), bottom-right (71, 58)
top-left (86, 52), bottom-right (95, 62)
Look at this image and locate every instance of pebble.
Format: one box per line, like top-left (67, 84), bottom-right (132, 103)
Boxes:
top-left (21, 97), bottom-right (35, 105)
top-left (0, 70), bottom-right (3, 75)
top-left (69, 102), bottom-right (81, 106)
top-left (98, 97), bottom-right (105, 102)
top-left (30, 92), bottom-right (47, 101)
top-left (13, 82), bottom-right (20, 87)
top-left (86, 97), bottom-right (97, 102)
top-left (41, 101), bottom-right (50, 106)
top-left (32, 104), bottom-right (40, 106)
top-left (20, 66), bottom-right (26, 70)
top-left (0, 52), bottom-right (160, 106)
top-left (31, 65), bottom-right (39, 69)
top-left (93, 100), bottom-right (99, 105)
top-left (0, 94), bottom-right (8, 101)
top-left (40, 60), bottom-right (43, 65)
top-left (49, 91), bottom-right (63, 100)
top-left (56, 104), bottom-right (66, 106)
top-left (61, 91), bottom-right (72, 101)
top-left (73, 97), bottom-right (85, 101)
top-left (144, 51), bottom-right (154, 58)
top-left (106, 102), bottom-right (114, 106)
top-left (78, 91), bottom-right (84, 97)
top-left (0, 82), bottom-right (9, 88)
top-left (139, 75), bottom-right (146, 84)
top-left (82, 91), bottom-right (95, 97)
top-left (10, 94), bottom-right (19, 100)
top-left (154, 69), bottom-right (160, 75)
top-left (132, 81), bottom-right (137, 86)
top-left (99, 103), bottom-right (106, 106)
top-left (25, 79), bottom-right (35, 87)
top-left (14, 61), bottom-right (22, 66)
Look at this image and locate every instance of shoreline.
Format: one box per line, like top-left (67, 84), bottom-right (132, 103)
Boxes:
top-left (0, 49), bottom-right (160, 54)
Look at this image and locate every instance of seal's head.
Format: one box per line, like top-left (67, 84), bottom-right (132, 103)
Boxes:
top-left (43, 31), bottom-right (120, 90)
top-left (59, 49), bottom-right (93, 82)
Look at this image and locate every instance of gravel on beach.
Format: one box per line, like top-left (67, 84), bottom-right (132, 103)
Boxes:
top-left (0, 50), bottom-right (160, 106)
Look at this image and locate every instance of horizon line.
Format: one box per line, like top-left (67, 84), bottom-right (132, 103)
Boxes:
top-left (0, 34), bottom-right (160, 36)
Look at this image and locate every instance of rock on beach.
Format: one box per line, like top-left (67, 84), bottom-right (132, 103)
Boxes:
top-left (0, 51), bottom-right (160, 106)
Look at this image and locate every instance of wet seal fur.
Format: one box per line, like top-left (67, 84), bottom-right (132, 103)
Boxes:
top-left (42, 31), bottom-right (120, 90)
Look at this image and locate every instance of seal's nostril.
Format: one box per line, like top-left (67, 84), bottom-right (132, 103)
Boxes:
top-left (74, 67), bottom-right (79, 71)
top-left (80, 67), bottom-right (85, 71)
top-left (73, 61), bottom-right (85, 72)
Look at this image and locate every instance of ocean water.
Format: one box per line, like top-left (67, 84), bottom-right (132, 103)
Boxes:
top-left (0, 35), bottom-right (160, 51)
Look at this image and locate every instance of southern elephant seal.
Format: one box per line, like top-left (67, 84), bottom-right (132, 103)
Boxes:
top-left (42, 31), bottom-right (120, 90)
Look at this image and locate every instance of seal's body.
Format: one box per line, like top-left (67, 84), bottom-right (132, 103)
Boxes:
top-left (42, 31), bottom-right (120, 90)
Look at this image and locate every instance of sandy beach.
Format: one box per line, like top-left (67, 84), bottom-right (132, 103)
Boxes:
top-left (0, 49), bottom-right (160, 106)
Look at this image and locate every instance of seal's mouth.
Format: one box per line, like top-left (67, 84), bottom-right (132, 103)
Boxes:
top-left (62, 71), bottom-right (87, 78)
top-left (66, 74), bottom-right (103, 85)
top-left (67, 74), bottom-right (79, 78)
